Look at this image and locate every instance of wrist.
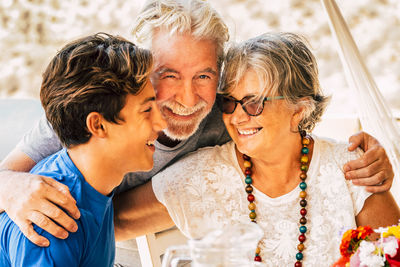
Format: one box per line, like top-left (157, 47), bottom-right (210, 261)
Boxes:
top-left (0, 169), bottom-right (13, 210)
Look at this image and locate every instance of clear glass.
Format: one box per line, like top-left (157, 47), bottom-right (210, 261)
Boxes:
top-left (162, 239), bottom-right (266, 267)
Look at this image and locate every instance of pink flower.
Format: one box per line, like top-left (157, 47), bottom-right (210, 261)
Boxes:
top-left (385, 238), bottom-right (400, 267)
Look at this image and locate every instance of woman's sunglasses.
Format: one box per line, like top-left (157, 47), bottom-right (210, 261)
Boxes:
top-left (216, 94), bottom-right (284, 116)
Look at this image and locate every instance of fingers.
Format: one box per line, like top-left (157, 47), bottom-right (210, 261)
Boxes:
top-left (350, 169), bottom-right (385, 186)
top-left (348, 131), bottom-right (365, 152)
top-left (39, 201), bottom-right (78, 235)
top-left (343, 149), bottom-right (379, 174)
top-left (28, 210), bottom-right (69, 240)
top-left (43, 177), bottom-right (81, 219)
top-left (344, 157), bottom-right (383, 180)
top-left (364, 178), bottom-right (393, 193)
top-left (18, 219), bottom-right (50, 247)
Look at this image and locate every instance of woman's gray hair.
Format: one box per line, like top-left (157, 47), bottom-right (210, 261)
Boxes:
top-left (219, 32), bottom-right (330, 132)
top-left (132, 0), bottom-right (229, 69)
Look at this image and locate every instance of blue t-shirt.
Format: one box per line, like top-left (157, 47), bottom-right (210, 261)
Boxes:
top-left (0, 149), bottom-right (115, 267)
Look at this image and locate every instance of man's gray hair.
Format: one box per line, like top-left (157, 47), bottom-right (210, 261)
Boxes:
top-left (132, 0), bottom-right (229, 69)
top-left (219, 32), bottom-right (330, 132)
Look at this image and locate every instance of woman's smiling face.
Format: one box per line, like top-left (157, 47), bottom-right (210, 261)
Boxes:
top-left (222, 69), bottom-right (296, 158)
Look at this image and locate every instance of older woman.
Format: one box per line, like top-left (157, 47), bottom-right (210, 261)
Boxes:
top-left (152, 33), bottom-right (400, 266)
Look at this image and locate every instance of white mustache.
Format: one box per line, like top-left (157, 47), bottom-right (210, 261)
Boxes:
top-left (161, 100), bottom-right (207, 116)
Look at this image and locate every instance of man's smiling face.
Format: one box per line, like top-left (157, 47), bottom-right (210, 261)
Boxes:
top-left (150, 30), bottom-right (219, 141)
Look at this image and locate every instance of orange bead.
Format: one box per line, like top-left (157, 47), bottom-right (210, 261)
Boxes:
top-left (297, 243), bottom-right (305, 251)
top-left (255, 247), bottom-right (261, 254)
top-left (248, 202), bottom-right (256, 211)
top-left (299, 191), bottom-right (307, 198)
top-left (243, 161), bottom-right (252, 168)
top-left (302, 137), bottom-right (310, 145)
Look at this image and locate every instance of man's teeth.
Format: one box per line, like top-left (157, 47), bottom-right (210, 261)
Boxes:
top-left (238, 128), bottom-right (260, 135)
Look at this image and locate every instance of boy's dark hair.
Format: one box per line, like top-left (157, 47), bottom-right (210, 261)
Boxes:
top-left (40, 32), bottom-right (153, 148)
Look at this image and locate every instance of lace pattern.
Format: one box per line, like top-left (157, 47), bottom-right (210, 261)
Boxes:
top-left (152, 136), bottom-right (372, 266)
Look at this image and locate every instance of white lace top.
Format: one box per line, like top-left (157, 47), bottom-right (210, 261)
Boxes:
top-left (152, 136), bottom-right (372, 266)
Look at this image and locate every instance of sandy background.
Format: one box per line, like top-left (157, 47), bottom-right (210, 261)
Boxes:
top-left (0, 0), bottom-right (399, 117)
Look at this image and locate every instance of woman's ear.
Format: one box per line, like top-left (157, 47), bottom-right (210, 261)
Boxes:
top-left (290, 98), bottom-right (309, 132)
top-left (86, 112), bottom-right (107, 138)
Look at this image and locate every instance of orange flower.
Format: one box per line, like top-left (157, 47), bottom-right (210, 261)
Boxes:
top-left (338, 226), bottom-right (374, 260)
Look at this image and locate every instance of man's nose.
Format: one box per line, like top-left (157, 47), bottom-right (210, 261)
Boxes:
top-left (174, 80), bottom-right (199, 108)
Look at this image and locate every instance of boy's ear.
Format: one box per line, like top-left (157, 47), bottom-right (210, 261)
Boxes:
top-left (86, 112), bottom-right (107, 138)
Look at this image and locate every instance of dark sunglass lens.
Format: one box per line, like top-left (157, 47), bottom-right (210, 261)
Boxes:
top-left (222, 97), bottom-right (236, 114)
top-left (244, 102), bottom-right (260, 116)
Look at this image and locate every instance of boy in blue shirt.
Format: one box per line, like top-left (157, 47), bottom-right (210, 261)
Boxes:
top-left (0, 33), bottom-right (166, 266)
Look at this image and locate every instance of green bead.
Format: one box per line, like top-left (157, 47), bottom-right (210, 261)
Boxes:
top-left (301, 147), bottom-right (309, 154)
top-left (249, 212), bottom-right (256, 219)
top-left (296, 252), bottom-right (303, 260)
top-left (300, 165), bottom-right (308, 171)
top-left (299, 182), bottom-right (307, 190)
top-left (299, 226), bottom-right (307, 233)
top-left (245, 177), bottom-right (253, 184)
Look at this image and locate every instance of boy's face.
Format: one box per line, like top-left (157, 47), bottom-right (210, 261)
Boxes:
top-left (104, 81), bottom-right (166, 172)
top-left (150, 30), bottom-right (219, 140)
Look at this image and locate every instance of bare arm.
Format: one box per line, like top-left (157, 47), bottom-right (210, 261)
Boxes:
top-left (344, 131), bottom-right (394, 193)
top-left (356, 191), bottom-right (400, 239)
top-left (113, 181), bottom-right (174, 241)
top-left (0, 148), bottom-right (80, 246)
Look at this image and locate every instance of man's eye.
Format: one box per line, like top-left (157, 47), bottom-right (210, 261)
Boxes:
top-left (198, 74), bottom-right (210, 79)
top-left (162, 74), bottom-right (177, 79)
top-left (144, 107), bottom-right (152, 112)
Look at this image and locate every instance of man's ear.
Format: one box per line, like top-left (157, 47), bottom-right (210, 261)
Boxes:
top-left (86, 112), bottom-right (107, 138)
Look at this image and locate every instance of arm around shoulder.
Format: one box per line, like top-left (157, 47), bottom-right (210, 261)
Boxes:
top-left (0, 147), bottom-right (38, 212)
top-left (0, 148), bottom-right (80, 247)
top-left (356, 191), bottom-right (400, 230)
top-left (113, 181), bottom-right (174, 241)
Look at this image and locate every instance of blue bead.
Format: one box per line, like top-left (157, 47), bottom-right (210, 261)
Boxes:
top-left (299, 182), bottom-right (307, 190)
top-left (296, 252), bottom-right (303, 260)
top-left (299, 226), bottom-right (307, 233)
top-left (301, 147), bottom-right (309, 154)
top-left (245, 177), bottom-right (253, 184)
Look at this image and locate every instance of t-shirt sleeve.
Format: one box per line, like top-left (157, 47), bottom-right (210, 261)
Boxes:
top-left (16, 114), bottom-right (63, 163)
top-left (1, 212), bottom-right (84, 267)
top-left (333, 143), bottom-right (373, 215)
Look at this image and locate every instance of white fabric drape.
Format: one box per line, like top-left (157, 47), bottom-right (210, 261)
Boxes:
top-left (321, 0), bottom-right (400, 204)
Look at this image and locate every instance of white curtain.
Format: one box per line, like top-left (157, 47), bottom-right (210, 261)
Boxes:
top-left (321, 0), bottom-right (400, 204)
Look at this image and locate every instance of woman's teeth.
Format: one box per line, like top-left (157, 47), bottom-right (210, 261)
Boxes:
top-left (237, 128), bottom-right (260, 135)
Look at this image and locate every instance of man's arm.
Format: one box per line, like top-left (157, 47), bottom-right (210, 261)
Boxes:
top-left (344, 131), bottom-right (394, 193)
top-left (356, 191), bottom-right (400, 239)
top-left (113, 181), bottom-right (174, 241)
top-left (0, 148), bottom-right (80, 247)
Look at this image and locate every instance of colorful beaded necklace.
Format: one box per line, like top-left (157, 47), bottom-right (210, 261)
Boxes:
top-left (242, 132), bottom-right (311, 266)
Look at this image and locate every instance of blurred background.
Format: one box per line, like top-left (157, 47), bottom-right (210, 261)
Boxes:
top-left (0, 0), bottom-right (399, 114)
